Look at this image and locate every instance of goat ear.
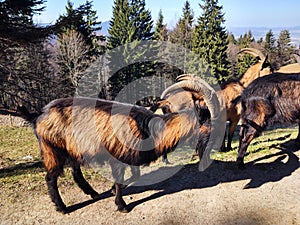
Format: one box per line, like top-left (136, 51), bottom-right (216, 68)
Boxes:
top-left (261, 54), bottom-right (269, 70)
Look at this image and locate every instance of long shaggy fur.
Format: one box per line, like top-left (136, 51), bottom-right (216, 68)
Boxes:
top-left (237, 73), bottom-right (300, 167)
top-left (31, 92), bottom-right (212, 213)
top-left (218, 50), bottom-right (271, 151)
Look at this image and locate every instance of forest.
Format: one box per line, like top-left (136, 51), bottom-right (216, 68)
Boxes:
top-left (1, 0), bottom-right (299, 113)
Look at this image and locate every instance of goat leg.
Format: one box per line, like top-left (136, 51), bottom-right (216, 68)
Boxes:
top-left (295, 122), bottom-right (300, 142)
top-left (71, 162), bottom-right (100, 199)
top-left (111, 165), bottom-right (141, 195)
top-left (45, 172), bottom-right (68, 214)
top-left (162, 153), bottom-right (170, 164)
top-left (227, 119), bottom-right (239, 151)
top-left (114, 183), bottom-right (128, 213)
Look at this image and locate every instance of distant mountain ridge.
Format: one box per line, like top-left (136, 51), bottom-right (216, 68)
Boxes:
top-left (99, 21), bottom-right (300, 46)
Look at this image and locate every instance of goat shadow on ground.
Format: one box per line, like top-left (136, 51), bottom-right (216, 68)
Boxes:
top-left (67, 139), bottom-right (300, 213)
top-left (0, 161), bottom-right (44, 178)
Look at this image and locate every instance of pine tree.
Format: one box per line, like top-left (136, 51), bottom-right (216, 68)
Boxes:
top-left (170, 1), bottom-right (194, 50)
top-left (237, 31), bottom-right (255, 48)
top-left (0, 0), bottom-right (57, 111)
top-left (277, 29), bottom-right (294, 67)
top-left (0, 0), bottom-right (54, 42)
top-left (192, 0), bottom-right (230, 84)
top-left (153, 10), bottom-right (167, 41)
top-left (106, 0), bottom-right (154, 100)
top-left (129, 0), bottom-right (153, 41)
top-left (264, 29), bottom-right (277, 69)
top-left (57, 0), bottom-right (104, 55)
top-left (107, 0), bottom-right (131, 49)
top-left (227, 32), bottom-right (236, 45)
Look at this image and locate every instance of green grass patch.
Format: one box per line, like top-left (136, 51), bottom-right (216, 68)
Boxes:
top-left (211, 126), bottom-right (299, 162)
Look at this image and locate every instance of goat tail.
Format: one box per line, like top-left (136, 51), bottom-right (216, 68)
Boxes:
top-left (17, 105), bottom-right (41, 124)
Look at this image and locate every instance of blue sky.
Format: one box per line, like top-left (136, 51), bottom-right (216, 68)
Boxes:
top-left (34, 0), bottom-right (300, 28)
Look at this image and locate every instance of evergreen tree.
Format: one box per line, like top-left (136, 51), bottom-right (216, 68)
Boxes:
top-left (0, 0), bottom-right (54, 42)
top-left (277, 29), bottom-right (294, 66)
top-left (129, 0), bottom-right (153, 41)
top-left (57, 0), bottom-right (104, 55)
top-left (237, 31), bottom-right (254, 48)
top-left (264, 29), bottom-right (277, 69)
top-left (234, 53), bottom-right (258, 78)
top-left (0, 0), bottom-right (58, 111)
top-left (192, 0), bottom-right (230, 84)
top-left (153, 9), bottom-right (167, 41)
top-left (107, 0), bottom-right (131, 49)
top-left (227, 32), bottom-right (236, 45)
top-left (106, 0), bottom-right (154, 100)
top-left (170, 1), bottom-right (194, 50)
top-left (152, 10), bottom-right (175, 90)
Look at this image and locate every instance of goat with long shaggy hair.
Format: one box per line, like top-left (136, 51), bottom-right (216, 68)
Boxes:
top-left (149, 74), bottom-right (213, 164)
top-left (19, 77), bottom-right (221, 213)
top-left (220, 48), bottom-right (272, 151)
top-left (236, 73), bottom-right (300, 168)
top-left (155, 49), bottom-right (271, 153)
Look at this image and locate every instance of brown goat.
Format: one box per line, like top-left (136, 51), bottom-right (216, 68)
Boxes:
top-left (162, 49), bottom-right (271, 152)
top-left (149, 75), bottom-right (211, 163)
top-left (19, 77), bottom-right (221, 213)
top-left (219, 48), bottom-right (272, 151)
top-left (236, 73), bottom-right (300, 168)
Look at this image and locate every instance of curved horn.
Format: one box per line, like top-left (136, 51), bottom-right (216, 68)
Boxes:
top-left (238, 48), bottom-right (266, 61)
top-left (161, 77), bottom-right (221, 121)
top-left (161, 74), bottom-right (197, 99)
top-left (292, 54), bottom-right (300, 65)
top-left (175, 74), bottom-right (196, 82)
top-left (166, 76), bottom-right (226, 171)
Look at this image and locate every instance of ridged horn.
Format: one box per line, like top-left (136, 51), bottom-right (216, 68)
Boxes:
top-left (292, 54), bottom-right (300, 64)
top-left (161, 74), bottom-right (197, 99)
top-left (175, 74), bottom-right (196, 82)
top-left (238, 48), bottom-right (266, 61)
top-left (167, 75), bottom-right (226, 171)
top-left (161, 76), bottom-right (221, 121)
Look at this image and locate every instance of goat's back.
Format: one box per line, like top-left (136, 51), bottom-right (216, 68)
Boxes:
top-left (35, 97), bottom-right (157, 165)
top-left (242, 73), bottom-right (300, 98)
top-left (241, 73), bottom-right (300, 124)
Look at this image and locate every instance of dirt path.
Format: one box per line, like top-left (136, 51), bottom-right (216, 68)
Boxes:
top-left (1, 140), bottom-right (300, 225)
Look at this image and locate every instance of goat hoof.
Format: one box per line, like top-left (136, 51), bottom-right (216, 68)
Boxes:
top-left (162, 159), bottom-right (171, 164)
top-left (117, 206), bottom-right (129, 213)
top-left (237, 157), bottom-right (245, 170)
top-left (91, 192), bottom-right (101, 200)
top-left (56, 206), bottom-right (68, 214)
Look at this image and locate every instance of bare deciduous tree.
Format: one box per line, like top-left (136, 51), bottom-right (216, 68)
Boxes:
top-left (55, 30), bottom-right (91, 93)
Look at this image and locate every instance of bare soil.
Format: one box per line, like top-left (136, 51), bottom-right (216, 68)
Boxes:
top-left (1, 126), bottom-right (300, 225)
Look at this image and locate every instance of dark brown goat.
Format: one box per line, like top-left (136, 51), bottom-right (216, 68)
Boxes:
top-left (19, 77), bottom-right (221, 213)
top-left (236, 73), bottom-right (300, 168)
top-left (220, 48), bottom-right (271, 151)
top-left (157, 48), bottom-right (272, 153)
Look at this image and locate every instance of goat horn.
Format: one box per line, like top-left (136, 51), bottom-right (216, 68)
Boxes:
top-left (161, 77), bottom-right (221, 121)
top-left (161, 74), bottom-right (197, 99)
top-left (175, 74), bottom-right (196, 82)
top-left (292, 54), bottom-right (300, 65)
top-left (238, 48), bottom-right (266, 61)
